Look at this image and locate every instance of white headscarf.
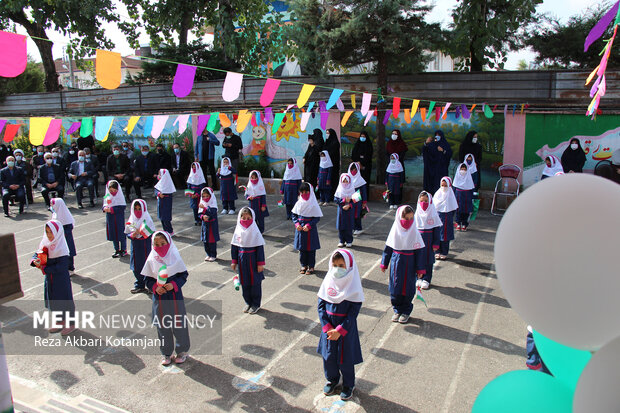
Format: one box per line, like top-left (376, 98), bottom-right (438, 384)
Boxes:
top-left (51, 198), bottom-right (74, 226)
top-left (386, 153), bottom-right (404, 173)
top-left (125, 199), bottom-right (156, 237)
top-left (155, 169), bottom-right (176, 194)
top-left (453, 163), bottom-right (475, 190)
top-left (103, 180), bottom-right (126, 208)
top-left (414, 191), bottom-right (442, 230)
top-left (385, 205), bottom-right (425, 251)
top-left (463, 153), bottom-right (478, 174)
top-left (319, 150), bottom-right (333, 168)
top-left (141, 231), bottom-right (187, 279)
top-left (283, 158), bottom-right (303, 181)
top-left (187, 162), bottom-right (206, 185)
top-left (317, 249), bottom-right (365, 304)
top-left (542, 155), bottom-right (564, 177)
top-left (291, 183), bottom-right (323, 218)
top-left (231, 208), bottom-right (265, 248)
top-left (334, 173), bottom-right (355, 199)
top-left (245, 170), bottom-right (267, 197)
top-left (39, 220), bottom-right (70, 259)
top-left (433, 177), bottom-right (458, 213)
top-left (198, 187), bottom-right (218, 213)
top-left (219, 157), bottom-right (232, 176)
top-left (347, 162), bottom-right (367, 188)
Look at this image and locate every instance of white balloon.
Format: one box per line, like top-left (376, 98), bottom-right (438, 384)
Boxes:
top-left (573, 334), bottom-right (620, 412)
top-left (494, 174), bottom-right (620, 350)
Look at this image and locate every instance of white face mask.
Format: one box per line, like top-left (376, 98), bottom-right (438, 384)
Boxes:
top-left (459, 170), bottom-right (466, 176)
top-left (472, 137), bottom-right (478, 143)
top-left (571, 143), bottom-right (578, 150)
top-left (15, 155), bottom-right (22, 161)
top-left (329, 266), bottom-right (348, 279)
top-left (45, 158), bottom-right (53, 165)
top-left (435, 135), bottom-right (441, 141)
top-left (442, 185), bottom-right (448, 191)
top-left (391, 134), bottom-right (398, 140)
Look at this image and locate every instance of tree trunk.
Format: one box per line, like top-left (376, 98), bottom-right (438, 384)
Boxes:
top-left (178, 9), bottom-right (191, 47)
top-left (469, 43), bottom-right (483, 71)
top-left (375, 55), bottom-right (388, 184)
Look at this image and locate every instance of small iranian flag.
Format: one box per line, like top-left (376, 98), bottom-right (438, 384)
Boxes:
top-left (157, 264), bottom-right (168, 286)
top-left (277, 199), bottom-right (284, 208)
top-left (351, 190), bottom-right (362, 203)
top-left (103, 194), bottom-right (112, 205)
top-left (184, 189), bottom-right (195, 197)
top-left (415, 287), bottom-right (428, 308)
top-left (382, 190), bottom-right (391, 202)
top-left (139, 221), bottom-right (154, 238)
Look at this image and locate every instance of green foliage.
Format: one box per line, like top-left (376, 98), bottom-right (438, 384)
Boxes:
top-left (12, 133), bottom-right (33, 155)
top-left (525, 4), bottom-right (620, 69)
top-left (0, 57), bottom-right (45, 97)
top-left (237, 154), bottom-right (273, 178)
top-left (449, 0), bottom-right (542, 71)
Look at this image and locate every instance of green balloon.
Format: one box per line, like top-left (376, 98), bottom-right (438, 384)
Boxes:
top-left (473, 370), bottom-right (572, 413)
top-left (533, 330), bottom-right (591, 390)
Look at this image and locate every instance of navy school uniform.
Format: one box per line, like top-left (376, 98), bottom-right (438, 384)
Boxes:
top-left (419, 227), bottom-right (440, 284)
top-left (231, 244), bottom-right (265, 308)
top-left (334, 196), bottom-right (354, 244)
top-left (317, 298), bottom-right (363, 389)
top-left (218, 168), bottom-right (237, 211)
top-left (386, 171), bottom-right (405, 206)
top-left (281, 179), bottom-right (301, 219)
top-left (63, 224), bottom-right (76, 272)
top-left (127, 234), bottom-right (151, 289)
top-left (187, 183), bottom-right (206, 224)
top-left (145, 271), bottom-right (191, 357)
top-left (292, 214), bottom-right (320, 268)
top-left (526, 330), bottom-right (551, 374)
top-left (318, 167), bottom-right (332, 203)
top-left (106, 205), bottom-right (127, 252)
top-left (438, 211), bottom-right (455, 256)
top-left (381, 247), bottom-right (426, 316)
top-left (248, 195), bottom-right (269, 234)
top-left (200, 207), bottom-right (220, 258)
top-left (157, 191), bottom-right (174, 233)
top-left (352, 184), bottom-right (367, 231)
top-left (42, 255), bottom-right (76, 321)
top-left (454, 188), bottom-right (473, 228)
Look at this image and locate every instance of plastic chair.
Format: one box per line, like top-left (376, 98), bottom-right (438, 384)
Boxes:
top-left (491, 164), bottom-right (521, 216)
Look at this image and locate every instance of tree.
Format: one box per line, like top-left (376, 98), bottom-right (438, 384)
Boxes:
top-left (0, 56), bottom-right (45, 97)
top-left (517, 59), bottom-right (529, 70)
top-left (525, 5), bottom-right (620, 70)
top-left (449, 0), bottom-right (542, 71)
top-left (287, 0), bottom-right (442, 183)
top-left (0, 0), bottom-right (138, 92)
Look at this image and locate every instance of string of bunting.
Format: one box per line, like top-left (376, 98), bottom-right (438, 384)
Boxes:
top-left (0, 30), bottom-right (533, 145)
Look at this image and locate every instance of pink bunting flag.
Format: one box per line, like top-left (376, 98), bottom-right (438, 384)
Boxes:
top-left (222, 72), bottom-right (243, 102)
top-left (4, 124), bottom-right (20, 143)
top-left (260, 78), bottom-right (281, 107)
top-left (151, 115), bottom-right (169, 139)
top-left (43, 119), bottom-right (62, 146)
top-left (363, 108), bottom-right (374, 126)
top-left (300, 112), bottom-right (312, 131)
top-left (392, 98), bottom-right (401, 118)
top-left (0, 31), bottom-right (27, 77)
top-left (250, 113), bottom-right (259, 127)
top-left (172, 64), bottom-right (197, 98)
top-left (196, 114), bottom-right (210, 136)
top-left (383, 110), bottom-right (393, 125)
top-left (360, 93), bottom-right (372, 116)
top-left (0, 120), bottom-right (5, 136)
top-left (441, 103), bottom-right (451, 119)
top-left (66, 122), bottom-right (81, 136)
top-left (173, 114), bottom-right (190, 134)
top-left (335, 99), bottom-right (345, 111)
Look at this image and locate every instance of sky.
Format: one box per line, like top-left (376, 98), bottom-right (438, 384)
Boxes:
top-left (15, 0), bottom-right (605, 71)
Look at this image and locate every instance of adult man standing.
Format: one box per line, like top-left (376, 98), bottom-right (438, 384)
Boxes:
top-left (106, 144), bottom-right (132, 202)
top-left (1, 156), bottom-right (25, 216)
top-left (133, 145), bottom-right (159, 198)
top-left (39, 152), bottom-right (65, 208)
top-left (222, 127), bottom-right (243, 172)
top-left (69, 150), bottom-right (96, 208)
top-left (195, 130), bottom-right (220, 190)
top-left (84, 147), bottom-right (100, 198)
top-left (14, 149), bottom-right (34, 204)
top-left (155, 143), bottom-right (172, 174)
top-left (171, 143), bottom-right (191, 189)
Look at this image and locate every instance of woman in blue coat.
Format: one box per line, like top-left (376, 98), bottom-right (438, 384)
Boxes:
top-left (280, 158), bottom-right (302, 219)
top-left (103, 180), bottom-right (127, 257)
top-left (245, 170), bottom-right (269, 233)
top-left (199, 187), bottom-right (220, 262)
top-left (31, 220), bottom-right (76, 336)
top-left (317, 249), bottom-right (364, 401)
top-left (317, 151), bottom-right (333, 205)
top-left (186, 162), bottom-right (207, 225)
top-left (414, 192), bottom-right (442, 290)
top-left (433, 177), bottom-right (458, 260)
top-left (125, 199), bottom-right (155, 294)
top-left (50, 198), bottom-right (76, 273)
top-left (333, 173), bottom-right (355, 247)
top-left (217, 157), bottom-right (237, 215)
top-left (381, 205), bottom-right (426, 323)
top-left (292, 183), bottom-right (322, 275)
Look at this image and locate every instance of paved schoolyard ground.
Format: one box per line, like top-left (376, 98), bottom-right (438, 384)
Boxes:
top-left (0, 189), bottom-right (525, 413)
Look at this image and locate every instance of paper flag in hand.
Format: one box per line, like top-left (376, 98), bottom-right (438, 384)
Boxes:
top-left (103, 194), bottom-right (112, 205)
top-left (157, 264), bottom-right (168, 286)
top-left (382, 190), bottom-right (391, 202)
top-left (351, 190), bottom-right (362, 203)
top-left (139, 221), bottom-right (154, 238)
top-left (233, 275), bottom-right (241, 291)
top-left (184, 189), bottom-right (196, 197)
top-left (415, 287), bottom-right (428, 308)
top-left (277, 199), bottom-right (284, 207)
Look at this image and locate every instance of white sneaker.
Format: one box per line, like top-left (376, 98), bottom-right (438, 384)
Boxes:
top-left (421, 280), bottom-right (430, 290)
top-left (221, 209), bottom-right (228, 215)
top-left (337, 242), bottom-right (344, 247)
top-left (345, 242), bottom-right (353, 247)
top-left (228, 210), bottom-right (236, 215)
top-left (353, 230), bottom-right (360, 236)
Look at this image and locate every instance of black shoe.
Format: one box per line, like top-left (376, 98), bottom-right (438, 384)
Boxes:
top-left (119, 250), bottom-right (128, 257)
top-left (78, 203), bottom-right (84, 209)
top-left (248, 306), bottom-right (260, 314)
top-left (243, 305), bottom-right (251, 313)
top-left (112, 251), bottom-right (120, 258)
top-left (340, 386), bottom-right (354, 400)
top-left (3, 213), bottom-right (9, 218)
top-left (323, 382), bottom-right (338, 396)
top-left (194, 222), bottom-right (200, 226)
top-left (130, 287), bottom-right (148, 294)
top-left (89, 201), bottom-right (95, 207)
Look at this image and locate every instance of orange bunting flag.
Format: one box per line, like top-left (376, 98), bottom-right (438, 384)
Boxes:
top-left (404, 109), bottom-right (411, 124)
top-left (420, 108), bottom-right (427, 122)
top-left (95, 49), bottom-right (121, 90)
top-left (341, 110), bottom-right (354, 127)
top-left (219, 113), bottom-right (232, 128)
top-left (392, 97), bottom-right (401, 118)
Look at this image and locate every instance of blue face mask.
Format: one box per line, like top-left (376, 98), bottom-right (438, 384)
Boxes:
top-left (174, 148), bottom-right (180, 154)
top-left (78, 156), bottom-right (85, 162)
top-left (113, 150), bottom-right (120, 156)
top-left (329, 266), bottom-right (349, 279)
top-left (360, 136), bottom-right (366, 142)
top-left (37, 151), bottom-right (44, 156)
top-left (7, 161), bottom-right (15, 168)
top-left (435, 135), bottom-right (441, 141)
top-left (141, 151), bottom-right (149, 156)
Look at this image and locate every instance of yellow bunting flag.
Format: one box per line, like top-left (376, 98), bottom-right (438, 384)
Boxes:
top-left (296, 84), bottom-right (316, 108)
top-left (411, 99), bottom-right (420, 117)
top-left (585, 65), bottom-right (599, 85)
top-left (404, 109), bottom-right (411, 124)
top-left (219, 113), bottom-right (232, 128)
top-left (29, 117), bottom-right (52, 146)
top-left (125, 116), bottom-right (140, 134)
top-left (95, 49), bottom-right (122, 90)
top-left (520, 104), bottom-right (525, 114)
top-left (236, 110), bottom-right (253, 133)
top-left (341, 111), bottom-right (354, 127)
top-left (351, 94), bottom-right (356, 109)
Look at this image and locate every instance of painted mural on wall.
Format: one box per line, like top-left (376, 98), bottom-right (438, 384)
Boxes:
top-left (340, 111), bottom-right (505, 189)
top-left (523, 114), bottom-right (620, 187)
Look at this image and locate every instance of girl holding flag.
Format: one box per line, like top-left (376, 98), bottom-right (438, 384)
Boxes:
top-left (141, 231), bottom-right (190, 366)
top-left (292, 182), bottom-right (322, 275)
top-left (333, 173), bottom-right (355, 248)
top-left (186, 162), bottom-right (207, 226)
top-left (280, 158), bottom-right (303, 220)
top-left (50, 198), bottom-right (76, 273)
top-left (414, 191), bottom-right (442, 290)
top-left (244, 170), bottom-right (269, 234)
top-left (348, 162), bottom-right (367, 236)
top-left (317, 150), bottom-right (333, 205)
top-left (125, 199), bottom-right (155, 294)
top-left (433, 177), bottom-right (458, 260)
top-left (199, 187), bottom-right (220, 262)
top-left (217, 157), bottom-right (237, 215)
top-left (155, 169), bottom-right (176, 235)
top-left (103, 180), bottom-right (127, 258)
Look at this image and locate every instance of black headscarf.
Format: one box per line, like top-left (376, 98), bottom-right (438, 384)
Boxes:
top-left (352, 131), bottom-right (373, 163)
top-left (459, 130), bottom-right (482, 165)
top-left (561, 138), bottom-right (586, 173)
top-left (309, 128), bottom-right (324, 151)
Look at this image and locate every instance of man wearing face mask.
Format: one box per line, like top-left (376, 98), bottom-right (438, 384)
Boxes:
top-left (195, 130), bottom-right (220, 190)
top-left (31, 145), bottom-right (46, 189)
top-left (154, 143), bottom-right (172, 174)
top-left (458, 130), bottom-right (482, 190)
top-left (51, 147), bottom-right (67, 176)
top-left (39, 152), bottom-right (65, 208)
top-left (423, 130), bottom-right (453, 194)
top-left (1, 156), bottom-right (26, 216)
top-left (69, 150), bottom-right (96, 208)
top-left (133, 145), bottom-right (159, 198)
top-left (13, 149), bottom-right (34, 204)
top-left (106, 144), bottom-right (133, 202)
top-left (83, 147), bottom-right (100, 198)
top-left (171, 143), bottom-right (191, 189)
top-left (122, 142), bottom-right (135, 160)
top-left (222, 127), bottom-right (243, 172)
